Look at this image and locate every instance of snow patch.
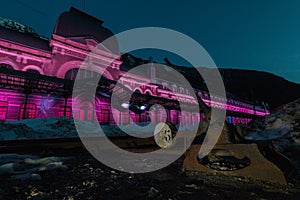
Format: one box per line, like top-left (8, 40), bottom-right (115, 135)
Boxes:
top-left (0, 117), bottom-right (200, 141)
top-left (0, 154), bottom-right (72, 181)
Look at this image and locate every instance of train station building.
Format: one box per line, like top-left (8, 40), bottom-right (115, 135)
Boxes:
top-left (0, 7), bottom-right (268, 125)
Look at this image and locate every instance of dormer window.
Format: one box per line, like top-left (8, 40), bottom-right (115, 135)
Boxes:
top-left (85, 38), bottom-right (98, 50)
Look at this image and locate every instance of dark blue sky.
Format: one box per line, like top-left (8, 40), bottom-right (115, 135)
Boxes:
top-left (1, 0), bottom-right (300, 83)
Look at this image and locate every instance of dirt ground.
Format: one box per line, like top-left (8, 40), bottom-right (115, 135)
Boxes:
top-left (0, 151), bottom-right (300, 200)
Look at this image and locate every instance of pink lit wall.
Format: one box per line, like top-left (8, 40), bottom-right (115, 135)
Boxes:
top-left (0, 13), bottom-right (270, 126)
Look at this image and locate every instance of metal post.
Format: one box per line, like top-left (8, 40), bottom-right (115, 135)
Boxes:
top-left (22, 93), bottom-right (29, 120)
top-left (63, 97), bottom-right (68, 117)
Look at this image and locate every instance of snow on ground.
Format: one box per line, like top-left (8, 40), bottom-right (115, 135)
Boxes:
top-left (0, 117), bottom-right (199, 141)
top-left (0, 117), bottom-right (79, 140)
top-left (0, 154), bottom-right (71, 181)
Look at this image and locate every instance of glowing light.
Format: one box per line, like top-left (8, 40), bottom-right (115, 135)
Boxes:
top-left (121, 103), bottom-right (130, 109)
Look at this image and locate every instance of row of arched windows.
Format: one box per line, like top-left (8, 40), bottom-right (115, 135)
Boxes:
top-left (64, 68), bottom-right (100, 80)
top-left (0, 63), bottom-right (13, 70)
top-left (0, 101), bottom-right (37, 121)
top-left (0, 100), bottom-right (73, 121)
top-left (0, 63), bottom-right (41, 74)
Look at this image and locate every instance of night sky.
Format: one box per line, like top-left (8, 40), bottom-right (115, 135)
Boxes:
top-left (1, 0), bottom-right (300, 83)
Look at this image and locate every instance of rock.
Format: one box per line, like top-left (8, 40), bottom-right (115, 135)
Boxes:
top-left (31, 173), bottom-right (42, 181)
top-left (10, 173), bottom-right (41, 181)
top-left (185, 184), bottom-right (199, 189)
top-left (236, 124), bottom-right (245, 140)
top-left (266, 116), bottom-right (276, 123)
top-left (39, 162), bottom-right (68, 171)
top-left (245, 99), bottom-right (300, 173)
top-left (147, 187), bottom-right (159, 198)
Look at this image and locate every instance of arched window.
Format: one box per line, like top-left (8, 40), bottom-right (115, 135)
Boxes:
top-left (26, 69), bottom-right (40, 74)
top-left (58, 106), bottom-right (72, 118)
top-left (133, 89), bottom-right (141, 96)
top-left (121, 112), bottom-right (130, 125)
top-left (0, 63), bottom-right (13, 70)
top-left (98, 109), bottom-right (110, 125)
top-left (65, 68), bottom-right (79, 80)
top-left (78, 102), bottom-right (93, 121)
top-left (130, 110), bottom-right (141, 123)
top-left (18, 103), bottom-right (36, 120)
top-left (65, 68), bottom-right (99, 80)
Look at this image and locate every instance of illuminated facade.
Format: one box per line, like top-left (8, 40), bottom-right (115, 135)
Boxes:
top-left (0, 7), bottom-right (269, 125)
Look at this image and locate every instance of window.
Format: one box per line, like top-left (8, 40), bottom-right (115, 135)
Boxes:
top-left (141, 113), bottom-right (148, 122)
top-left (0, 63), bottom-right (13, 70)
top-left (58, 106), bottom-right (72, 118)
top-left (121, 112), bottom-right (129, 125)
top-left (134, 89), bottom-right (141, 94)
top-left (99, 109), bottom-right (110, 124)
top-left (26, 69), bottom-right (40, 74)
top-left (78, 102), bottom-right (93, 121)
top-left (79, 107), bottom-right (93, 121)
top-left (19, 103), bottom-right (36, 120)
top-left (0, 101), bottom-right (8, 121)
top-left (129, 111), bottom-right (140, 123)
top-left (65, 68), bottom-right (79, 80)
top-left (65, 68), bottom-right (99, 80)
top-left (135, 114), bottom-right (141, 123)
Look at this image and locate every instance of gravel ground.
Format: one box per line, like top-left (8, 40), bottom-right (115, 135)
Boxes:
top-left (0, 151), bottom-right (300, 200)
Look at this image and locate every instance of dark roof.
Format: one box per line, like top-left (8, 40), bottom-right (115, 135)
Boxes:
top-left (0, 25), bottom-right (50, 53)
top-left (53, 7), bottom-right (119, 54)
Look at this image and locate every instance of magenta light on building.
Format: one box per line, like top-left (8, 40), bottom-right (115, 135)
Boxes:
top-left (0, 7), bottom-right (269, 126)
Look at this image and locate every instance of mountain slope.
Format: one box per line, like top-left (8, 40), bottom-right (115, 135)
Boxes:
top-left (120, 54), bottom-right (300, 111)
